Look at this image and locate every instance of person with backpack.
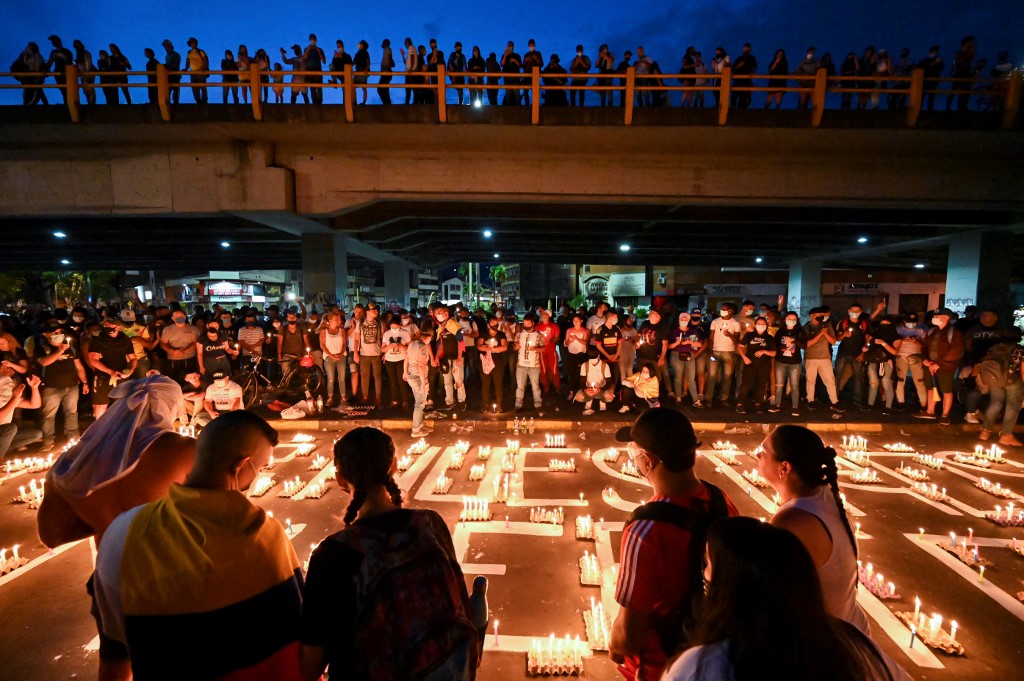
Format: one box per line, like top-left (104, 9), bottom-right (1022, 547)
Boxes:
top-left (913, 308), bottom-right (965, 425)
top-left (609, 408), bottom-right (737, 681)
top-left (758, 425), bottom-right (869, 634)
top-left (300, 427), bottom-right (481, 681)
top-left (662, 517), bottom-right (912, 681)
top-left (975, 340), bottom-right (1024, 446)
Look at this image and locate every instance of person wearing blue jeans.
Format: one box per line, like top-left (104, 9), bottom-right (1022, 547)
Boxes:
top-left (704, 303), bottom-right (741, 406)
top-left (405, 324), bottom-right (432, 437)
top-left (0, 373), bottom-right (42, 456)
top-left (980, 378), bottom-right (1024, 447)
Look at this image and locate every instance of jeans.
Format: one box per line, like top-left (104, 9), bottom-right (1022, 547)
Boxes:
top-left (359, 355), bottom-right (383, 402)
top-left (481, 360), bottom-right (505, 409)
top-left (896, 355), bottom-right (927, 405)
top-left (835, 355), bottom-right (865, 403)
top-left (671, 353), bottom-right (700, 403)
top-left (407, 373), bottom-right (428, 431)
top-left (40, 386), bottom-right (81, 445)
top-left (704, 351), bottom-right (736, 402)
top-left (564, 351), bottom-right (586, 395)
top-left (866, 361), bottom-right (895, 408)
top-left (324, 356), bottom-right (345, 403)
top-left (805, 358), bottom-right (839, 404)
top-left (442, 359), bottom-right (466, 406)
top-left (515, 365), bottom-right (542, 408)
top-left (0, 422), bottom-right (42, 456)
top-left (982, 381), bottom-right (1024, 435)
top-left (774, 362), bottom-right (802, 410)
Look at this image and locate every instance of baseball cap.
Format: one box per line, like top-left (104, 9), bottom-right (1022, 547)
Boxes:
top-left (905, 312), bottom-right (919, 322)
top-left (212, 371), bottom-right (226, 379)
top-left (615, 408), bottom-right (701, 472)
top-left (120, 309), bottom-right (136, 322)
top-left (43, 320), bottom-right (63, 331)
top-left (933, 307), bottom-right (956, 318)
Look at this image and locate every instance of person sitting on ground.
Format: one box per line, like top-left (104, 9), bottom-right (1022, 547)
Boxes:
top-left (609, 408), bottom-right (737, 681)
top-left (37, 375), bottom-right (196, 681)
top-left (618, 364), bottom-right (660, 413)
top-left (200, 371), bottom-right (244, 424)
top-left (577, 346), bottom-right (614, 415)
top-left (0, 371), bottom-right (41, 456)
top-left (93, 410), bottom-right (304, 681)
top-left (661, 517), bottom-right (912, 681)
top-left (300, 427), bottom-right (480, 681)
top-left (757, 424), bottom-right (870, 633)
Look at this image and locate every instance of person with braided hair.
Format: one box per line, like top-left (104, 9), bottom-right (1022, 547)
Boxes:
top-left (300, 427), bottom-right (480, 681)
top-left (757, 424), bottom-right (870, 634)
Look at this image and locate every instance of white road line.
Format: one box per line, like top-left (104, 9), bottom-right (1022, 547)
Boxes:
top-left (857, 586), bottom-right (944, 669)
top-left (0, 539), bottom-right (87, 588)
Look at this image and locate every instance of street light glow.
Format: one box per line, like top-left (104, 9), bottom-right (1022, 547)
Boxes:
top-left (755, 257), bottom-right (763, 263)
top-left (858, 236), bottom-right (869, 244)
top-left (221, 241), bottom-right (230, 248)
top-left (483, 229), bottom-right (493, 238)
top-left (60, 258), bottom-right (70, 265)
top-left (914, 263), bottom-right (926, 269)
top-left (619, 244), bottom-right (631, 252)
top-left (53, 231), bottom-right (67, 238)
top-left (493, 253), bottom-right (500, 259)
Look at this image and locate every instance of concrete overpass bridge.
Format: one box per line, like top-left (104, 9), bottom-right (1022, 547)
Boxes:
top-left (1, 104), bottom-right (1022, 313)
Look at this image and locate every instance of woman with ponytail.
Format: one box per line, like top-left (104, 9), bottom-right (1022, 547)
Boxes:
top-left (300, 427), bottom-right (479, 681)
top-left (757, 424), bottom-right (870, 634)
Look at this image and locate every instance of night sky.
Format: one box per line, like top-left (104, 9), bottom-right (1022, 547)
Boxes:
top-left (3, 1), bottom-right (1022, 107)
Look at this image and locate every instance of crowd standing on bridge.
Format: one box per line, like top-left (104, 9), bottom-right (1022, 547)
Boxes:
top-left (8, 32), bottom-right (1018, 111)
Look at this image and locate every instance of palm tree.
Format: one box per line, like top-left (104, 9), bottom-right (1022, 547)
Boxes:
top-left (489, 264), bottom-right (509, 306)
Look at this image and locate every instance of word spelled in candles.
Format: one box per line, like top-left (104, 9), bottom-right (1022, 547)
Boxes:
top-left (477, 445), bottom-right (492, 461)
top-left (575, 515), bottom-right (596, 540)
top-left (291, 433), bottom-right (316, 444)
top-left (857, 561), bottom-right (899, 599)
top-left (580, 550), bottom-right (602, 586)
top-left (527, 634), bottom-right (585, 676)
top-left (506, 439), bottom-right (521, 456)
top-left (896, 464), bottom-right (930, 482)
top-left (492, 472), bottom-right (512, 503)
top-left (448, 450), bottom-right (466, 471)
top-left (544, 433), bottom-right (566, 448)
top-left (248, 476), bottom-right (276, 497)
top-left (912, 482), bottom-right (950, 502)
top-left (987, 503), bottom-right (1024, 527)
top-left (263, 453), bottom-right (278, 470)
top-left (975, 478), bottom-right (1020, 500)
top-left (850, 469), bottom-right (882, 484)
top-left (14, 478), bottom-right (45, 508)
top-left (453, 440), bottom-right (471, 456)
top-left (952, 452), bottom-right (991, 468)
top-left (941, 530), bottom-right (992, 569)
top-left (529, 507), bottom-right (565, 525)
top-left (584, 597), bottom-right (611, 651)
top-left (468, 464), bottom-right (486, 481)
top-left (741, 469), bottom-right (770, 488)
top-left (883, 442), bottom-right (916, 453)
top-left (842, 435), bottom-right (869, 451)
top-left (433, 472), bottom-right (454, 495)
top-left (0, 545), bottom-right (29, 575)
top-left (501, 450), bottom-right (518, 474)
top-left (279, 476), bottom-right (307, 497)
top-left (407, 438), bottom-right (429, 456)
top-left (460, 497), bottom-right (492, 522)
top-left (308, 454), bottom-right (330, 471)
top-left (844, 450), bottom-right (871, 467)
top-left (974, 444), bottom-right (1006, 463)
top-left (897, 599), bottom-right (965, 656)
top-left (913, 454), bottom-right (944, 470)
top-left (396, 455), bottom-right (414, 473)
top-left (303, 481), bottom-right (328, 499)
top-left (548, 458), bottom-right (576, 473)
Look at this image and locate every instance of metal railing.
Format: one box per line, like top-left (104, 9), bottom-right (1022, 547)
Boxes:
top-left (1, 63), bottom-right (1020, 129)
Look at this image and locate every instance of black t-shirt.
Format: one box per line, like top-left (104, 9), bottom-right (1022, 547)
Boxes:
top-left (200, 334), bottom-right (230, 366)
top-left (89, 332), bottom-right (135, 372)
top-left (835, 318), bottom-right (869, 357)
top-left (35, 340), bottom-right (80, 388)
top-left (864, 323), bottom-right (900, 363)
top-left (774, 326), bottom-right (806, 365)
top-left (636, 321), bottom-right (667, 361)
top-left (592, 324), bottom-right (622, 358)
top-left (965, 324), bottom-right (1014, 364)
top-left (740, 331), bottom-right (776, 363)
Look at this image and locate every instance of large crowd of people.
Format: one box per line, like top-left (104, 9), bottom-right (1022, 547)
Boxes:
top-left (0, 295), bottom-right (1021, 457)
top-left (9, 33), bottom-right (1017, 111)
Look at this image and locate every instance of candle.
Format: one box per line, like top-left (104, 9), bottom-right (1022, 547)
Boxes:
top-left (978, 565), bottom-right (985, 581)
top-left (12, 544), bottom-right (20, 562)
top-left (968, 527), bottom-right (974, 543)
top-left (909, 625), bottom-right (916, 648)
top-left (914, 596), bottom-right (920, 617)
top-left (950, 532), bottom-right (956, 547)
top-left (286, 519), bottom-right (292, 535)
top-left (493, 620), bottom-right (500, 647)
top-left (505, 515), bottom-right (509, 529)
top-left (918, 527), bottom-right (925, 540)
top-left (949, 620), bottom-right (958, 643)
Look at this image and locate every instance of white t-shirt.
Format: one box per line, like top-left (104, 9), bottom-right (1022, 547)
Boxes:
top-left (580, 359), bottom-right (610, 388)
top-left (0, 376), bottom-right (15, 425)
top-left (516, 330), bottom-right (544, 367)
top-left (382, 327), bottom-right (411, 362)
top-left (345, 318), bottom-right (362, 352)
top-left (204, 381), bottom-right (243, 411)
top-left (710, 317), bottom-right (741, 352)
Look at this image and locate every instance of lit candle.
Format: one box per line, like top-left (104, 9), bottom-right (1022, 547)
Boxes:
top-left (968, 527), bottom-right (974, 543)
top-left (493, 619), bottom-right (500, 647)
top-left (949, 620), bottom-right (958, 643)
top-left (978, 565), bottom-right (985, 581)
top-left (909, 625), bottom-right (916, 648)
top-left (918, 527), bottom-right (924, 540)
top-left (286, 518), bottom-right (292, 535)
top-left (12, 544), bottom-right (20, 562)
top-left (914, 596), bottom-right (920, 617)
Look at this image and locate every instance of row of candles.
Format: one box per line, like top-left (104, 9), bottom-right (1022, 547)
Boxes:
top-left (711, 440), bottom-right (739, 451)
top-left (249, 476), bottom-right (275, 497)
top-left (603, 449), bottom-right (621, 463)
top-left (303, 481), bottom-right (328, 499)
top-left (527, 634), bottom-right (585, 675)
top-left (14, 478), bottom-right (44, 507)
top-left (741, 469), bottom-right (770, 488)
top-left (543, 434), bottom-right (567, 448)
top-left (621, 460), bottom-right (641, 479)
top-left (944, 530), bottom-right (990, 568)
top-left (912, 482), bottom-right (949, 502)
top-left (407, 438), bottom-right (429, 455)
top-left (308, 455), bottom-right (329, 471)
top-left (850, 469), bottom-right (882, 484)
top-left (579, 551), bottom-right (602, 585)
top-left (459, 497), bottom-right (492, 522)
top-left (291, 433), bottom-right (316, 444)
top-left (585, 597), bottom-right (610, 651)
top-left (0, 545), bottom-right (29, 575)
top-left (433, 472), bottom-right (454, 495)
top-left (952, 452), bottom-right (991, 468)
top-left (529, 507), bottom-right (565, 525)
top-left (477, 445), bottom-right (493, 460)
top-left (715, 450), bottom-right (740, 466)
top-left (468, 464), bottom-right (486, 481)
top-left (176, 425), bottom-right (197, 438)
top-left (912, 454), bottom-right (943, 470)
top-left (843, 451), bottom-right (871, 467)
top-left (895, 464), bottom-right (930, 482)
top-left (842, 435), bottom-right (869, 451)
top-left (972, 444), bottom-right (1006, 463)
top-left (883, 442), bottom-right (916, 453)
top-left (575, 515), bottom-right (596, 540)
top-left (278, 476), bottom-right (307, 497)
top-left (448, 451), bottom-right (465, 470)
top-left (3, 453), bottom-right (56, 477)
top-left (293, 443), bottom-right (316, 457)
top-left (548, 458), bottom-right (576, 473)
top-left (976, 478), bottom-right (1020, 500)
top-left (492, 472), bottom-right (512, 502)
top-left (901, 598), bottom-right (964, 655)
top-left (988, 503), bottom-right (1024, 526)
top-left (857, 561), bottom-right (898, 599)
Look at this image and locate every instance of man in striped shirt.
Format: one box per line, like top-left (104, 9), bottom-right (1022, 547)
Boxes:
top-left (610, 409), bottom-right (738, 681)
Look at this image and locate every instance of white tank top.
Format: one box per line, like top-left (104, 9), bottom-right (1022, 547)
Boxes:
top-left (323, 328), bottom-right (345, 355)
top-left (782, 486), bottom-right (870, 634)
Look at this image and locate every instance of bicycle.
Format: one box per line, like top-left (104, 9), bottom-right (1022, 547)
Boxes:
top-left (233, 353), bottom-right (325, 409)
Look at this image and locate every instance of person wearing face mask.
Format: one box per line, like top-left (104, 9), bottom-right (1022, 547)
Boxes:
top-left (513, 312), bottom-right (545, 413)
top-left (610, 409), bottom-right (737, 681)
top-left (88, 320), bottom-right (138, 418)
top-left (118, 309), bottom-right (156, 379)
top-left (619, 364), bottom-right (661, 413)
top-left (353, 304), bottom-right (385, 407)
top-left (563, 313), bottom-right (590, 399)
top-left (894, 313), bottom-right (928, 411)
top-left (736, 317), bottom-right (777, 414)
top-left (159, 309), bottom-right (199, 385)
top-left (197, 322), bottom-right (236, 382)
top-left (477, 315), bottom-right (509, 413)
top-left (704, 303), bottom-right (741, 408)
top-left (803, 308), bottom-right (844, 413)
top-left (914, 308), bottom-right (964, 424)
top-left (770, 312), bottom-right (806, 415)
top-left (834, 303), bottom-right (871, 408)
top-left (382, 313), bottom-right (411, 409)
top-left (863, 316), bottom-right (902, 415)
top-left (35, 321), bottom-right (89, 452)
top-left (319, 312), bottom-right (347, 408)
top-left (277, 312), bottom-right (310, 377)
top-left (201, 371), bottom-right (244, 423)
top-left (671, 311), bottom-right (709, 407)
top-left (68, 306), bottom-right (89, 337)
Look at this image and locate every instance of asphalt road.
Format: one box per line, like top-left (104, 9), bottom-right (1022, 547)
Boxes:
top-left (1, 419), bottom-right (1022, 680)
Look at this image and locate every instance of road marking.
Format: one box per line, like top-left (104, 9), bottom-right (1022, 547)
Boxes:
top-left (857, 586), bottom-right (943, 669)
top-left (0, 539), bottom-right (87, 589)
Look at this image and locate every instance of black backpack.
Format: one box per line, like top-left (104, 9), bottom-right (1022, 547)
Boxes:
top-left (624, 481), bottom-right (730, 657)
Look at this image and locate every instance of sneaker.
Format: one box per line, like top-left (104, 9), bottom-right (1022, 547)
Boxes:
top-left (858, 403), bottom-right (872, 412)
top-left (979, 429), bottom-right (992, 441)
top-left (514, 405), bottom-right (524, 413)
top-left (582, 409), bottom-right (595, 416)
top-left (791, 409), bottom-right (800, 417)
top-left (806, 401), bottom-right (818, 411)
top-left (619, 405), bottom-right (631, 413)
top-left (599, 402), bottom-right (607, 411)
top-left (964, 411), bottom-right (981, 424)
top-left (767, 406), bottom-right (781, 413)
top-left (913, 411), bottom-right (936, 420)
top-left (830, 404), bottom-right (846, 413)
top-left (411, 428), bottom-right (431, 437)
top-left (997, 433), bottom-right (1023, 447)
top-left (675, 396), bottom-right (683, 404)
top-left (692, 400), bottom-right (705, 409)
top-left (938, 414), bottom-right (951, 426)
top-left (39, 442), bottom-right (56, 453)
top-left (456, 401), bottom-right (468, 413)
top-left (736, 404), bottom-right (746, 414)
top-left (881, 407), bottom-right (893, 416)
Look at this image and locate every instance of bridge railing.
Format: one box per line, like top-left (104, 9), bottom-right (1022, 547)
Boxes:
top-left (0, 62), bottom-right (1020, 129)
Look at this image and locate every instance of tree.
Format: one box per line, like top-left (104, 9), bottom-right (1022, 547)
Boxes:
top-left (42, 270), bottom-right (121, 308)
top-left (0, 272), bottom-right (27, 306)
top-left (489, 264), bottom-right (509, 306)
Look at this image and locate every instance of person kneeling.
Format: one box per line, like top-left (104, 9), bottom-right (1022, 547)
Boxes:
top-left (619, 365), bottom-right (660, 414)
top-left (576, 348), bottom-right (614, 415)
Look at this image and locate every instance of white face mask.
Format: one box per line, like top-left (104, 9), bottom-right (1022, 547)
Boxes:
top-left (849, 312), bottom-right (860, 320)
top-left (719, 310), bottom-right (728, 318)
top-left (785, 320), bottom-right (797, 328)
top-left (72, 315), bottom-right (85, 323)
top-left (755, 325), bottom-right (768, 333)
top-left (50, 333), bottom-right (66, 345)
top-left (905, 322), bottom-right (917, 329)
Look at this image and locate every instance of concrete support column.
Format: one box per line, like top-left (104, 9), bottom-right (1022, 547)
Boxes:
top-left (787, 259), bottom-right (822, 320)
top-left (301, 233), bottom-right (348, 307)
top-left (384, 261), bottom-right (411, 310)
top-left (945, 231), bottom-right (1013, 317)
